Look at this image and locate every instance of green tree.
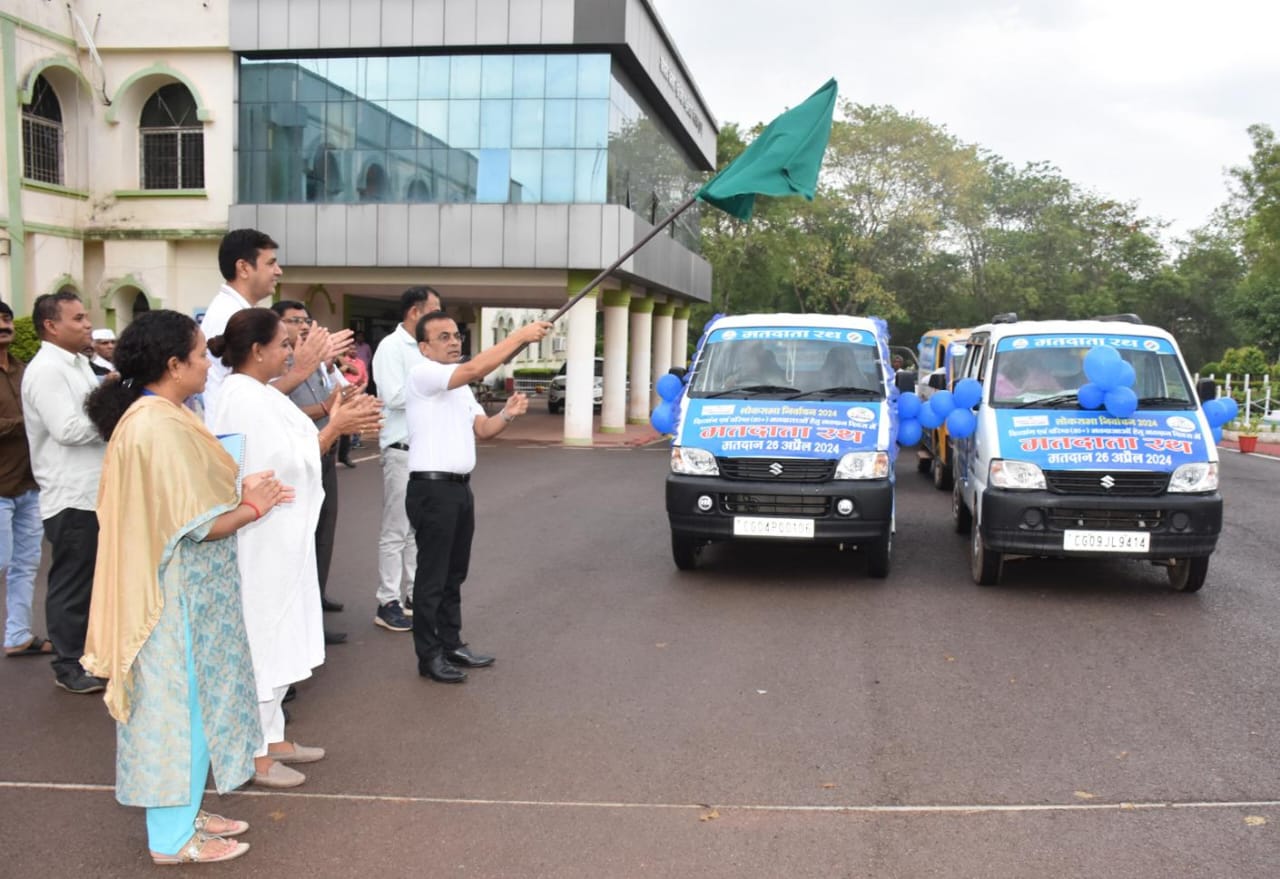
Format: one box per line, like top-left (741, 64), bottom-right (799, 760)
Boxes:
top-left (10, 316), bottom-right (39, 362)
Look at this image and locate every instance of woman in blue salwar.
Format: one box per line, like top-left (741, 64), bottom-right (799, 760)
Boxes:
top-left (83, 310), bottom-right (292, 865)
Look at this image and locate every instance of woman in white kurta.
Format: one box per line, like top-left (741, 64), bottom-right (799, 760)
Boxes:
top-left (207, 308), bottom-right (382, 788)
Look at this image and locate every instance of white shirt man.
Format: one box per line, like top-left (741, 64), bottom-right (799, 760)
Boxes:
top-left (20, 292), bottom-right (106, 694)
top-left (404, 311), bottom-right (549, 683)
top-left (370, 286), bottom-right (439, 633)
top-left (89, 328), bottom-right (115, 372)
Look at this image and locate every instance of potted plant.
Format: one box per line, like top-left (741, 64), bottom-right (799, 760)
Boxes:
top-left (1237, 415), bottom-right (1260, 454)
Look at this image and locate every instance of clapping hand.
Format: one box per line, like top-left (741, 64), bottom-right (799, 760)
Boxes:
top-left (242, 469), bottom-right (296, 515)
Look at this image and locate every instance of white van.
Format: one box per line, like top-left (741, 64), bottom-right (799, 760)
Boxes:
top-left (665, 314), bottom-right (898, 576)
top-left (950, 314), bottom-right (1222, 591)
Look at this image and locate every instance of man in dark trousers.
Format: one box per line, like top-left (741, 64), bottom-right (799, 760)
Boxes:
top-left (20, 292), bottom-right (107, 693)
top-left (404, 311), bottom-right (550, 683)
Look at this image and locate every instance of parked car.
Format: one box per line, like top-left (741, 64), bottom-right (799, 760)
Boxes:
top-left (548, 357), bottom-right (604, 414)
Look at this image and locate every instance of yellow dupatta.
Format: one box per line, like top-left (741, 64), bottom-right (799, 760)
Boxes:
top-left (81, 396), bottom-right (240, 722)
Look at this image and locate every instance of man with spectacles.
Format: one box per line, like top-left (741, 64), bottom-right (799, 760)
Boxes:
top-left (404, 311), bottom-right (551, 683)
top-left (371, 286), bottom-right (441, 635)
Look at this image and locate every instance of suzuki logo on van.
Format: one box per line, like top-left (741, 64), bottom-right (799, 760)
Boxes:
top-left (769, 463), bottom-right (784, 476)
top-left (1100, 475), bottom-right (1116, 489)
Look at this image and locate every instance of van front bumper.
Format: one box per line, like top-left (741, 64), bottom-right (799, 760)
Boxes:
top-left (979, 489), bottom-right (1222, 558)
top-left (666, 475), bottom-right (893, 543)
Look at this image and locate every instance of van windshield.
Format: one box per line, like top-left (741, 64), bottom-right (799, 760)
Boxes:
top-left (689, 335), bottom-right (885, 400)
top-left (990, 336), bottom-right (1195, 409)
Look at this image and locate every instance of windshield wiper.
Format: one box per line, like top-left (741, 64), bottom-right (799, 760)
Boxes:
top-left (789, 386), bottom-right (882, 400)
top-left (1136, 396), bottom-right (1195, 408)
top-left (704, 384), bottom-right (799, 398)
top-left (1014, 392), bottom-right (1079, 409)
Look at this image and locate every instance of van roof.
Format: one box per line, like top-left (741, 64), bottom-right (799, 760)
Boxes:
top-left (708, 313), bottom-right (883, 332)
top-left (967, 318), bottom-right (1178, 344)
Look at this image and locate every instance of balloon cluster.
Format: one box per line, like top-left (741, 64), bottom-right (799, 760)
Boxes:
top-left (650, 372), bottom-right (685, 434)
top-left (1200, 395), bottom-right (1238, 444)
top-left (896, 377), bottom-right (982, 446)
top-left (1074, 345), bottom-right (1138, 418)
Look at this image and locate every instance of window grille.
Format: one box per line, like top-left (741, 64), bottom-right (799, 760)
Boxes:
top-left (140, 128), bottom-right (204, 189)
top-left (22, 115), bottom-right (63, 184)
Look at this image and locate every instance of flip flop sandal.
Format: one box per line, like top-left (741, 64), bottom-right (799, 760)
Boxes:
top-left (151, 831), bottom-right (249, 865)
top-left (5, 636), bottom-right (53, 657)
top-left (194, 810), bottom-right (250, 836)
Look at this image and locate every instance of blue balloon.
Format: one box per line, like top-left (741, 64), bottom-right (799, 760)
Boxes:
top-left (946, 406), bottom-right (977, 439)
top-left (650, 402), bottom-right (677, 434)
top-left (1201, 399), bottom-right (1226, 427)
top-left (897, 391), bottom-right (922, 420)
top-left (1212, 425), bottom-right (1223, 444)
top-left (1115, 359), bottom-right (1136, 388)
top-left (930, 390), bottom-right (956, 417)
top-left (1093, 359), bottom-right (1126, 391)
top-left (656, 373), bottom-right (683, 402)
top-left (1078, 382), bottom-right (1106, 410)
top-left (953, 378), bottom-right (982, 410)
top-left (1104, 386), bottom-right (1138, 418)
top-left (897, 419), bottom-right (923, 446)
top-left (918, 401), bottom-right (944, 429)
top-left (1084, 345), bottom-right (1122, 384)
top-left (1220, 397), bottom-right (1239, 422)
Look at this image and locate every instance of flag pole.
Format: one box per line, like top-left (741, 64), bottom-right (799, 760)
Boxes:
top-left (504, 193), bottom-right (699, 363)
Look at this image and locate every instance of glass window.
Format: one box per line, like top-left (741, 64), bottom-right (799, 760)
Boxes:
top-left (545, 55), bottom-right (577, 98)
top-left (449, 56), bottom-right (482, 99)
top-left (420, 56), bottom-right (450, 99)
top-left (267, 64), bottom-right (297, 102)
top-left (481, 55), bottom-right (513, 98)
top-left (140, 83), bottom-right (205, 189)
top-left (356, 101), bottom-right (389, 147)
top-left (448, 100), bottom-right (480, 148)
top-left (513, 55), bottom-right (545, 98)
top-left (510, 149), bottom-right (541, 202)
top-left (543, 99), bottom-right (575, 148)
top-left (327, 57), bottom-right (360, 95)
top-left (512, 99), bottom-right (543, 148)
top-left (577, 55), bottom-right (611, 98)
top-left (476, 149), bottom-right (511, 202)
top-left (364, 57), bottom-right (388, 100)
top-left (479, 100), bottom-right (512, 148)
top-left (543, 150), bottom-right (574, 202)
top-left (575, 99), bottom-right (608, 149)
top-left (417, 100), bottom-right (449, 145)
top-left (22, 75), bottom-right (63, 185)
top-left (240, 62), bottom-right (269, 103)
top-left (387, 57), bottom-right (419, 100)
top-left (575, 149), bottom-right (606, 202)
top-left (386, 101), bottom-right (418, 147)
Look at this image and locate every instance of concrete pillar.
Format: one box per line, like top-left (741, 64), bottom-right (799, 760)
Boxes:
top-left (671, 306), bottom-right (691, 370)
top-left (650, 302), bottom-right (674, 408)
top-left (601, 287), bottom-right (631, 434)
top-left (628, 297), bottom-right (654, 424)
top-left (563, 284), bottom-right (598, 446)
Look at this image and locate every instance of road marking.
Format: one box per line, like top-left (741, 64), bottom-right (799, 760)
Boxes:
top-left (1220, 448), bottom-right (1280, 462)
top-left (3, 781), bottom-right (1278, 816)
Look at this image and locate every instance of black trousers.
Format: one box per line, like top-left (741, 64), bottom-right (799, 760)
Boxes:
top-left (405, 479), bottom-right (474, 663)
top-left (315, 452), bottom-right (337, 597)
top-left (43, 508), bottom-right (98, 680)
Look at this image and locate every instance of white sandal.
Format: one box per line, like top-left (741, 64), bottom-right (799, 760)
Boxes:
top-left (150, 830), bottom-right (250, 865)
top-left (194, 809), bottom-right (250, 836)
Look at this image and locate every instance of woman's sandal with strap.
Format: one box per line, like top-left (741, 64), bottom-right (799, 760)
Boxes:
top-left (194, 810), bottom-right (250, 836)
top-left (150, 831), bottom-right (249, 865)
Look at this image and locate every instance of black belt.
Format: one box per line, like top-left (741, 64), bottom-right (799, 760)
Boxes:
top-left (410, 471), bottom-right (470, 483)
top-left (387, 442), bottom-right (410, 452)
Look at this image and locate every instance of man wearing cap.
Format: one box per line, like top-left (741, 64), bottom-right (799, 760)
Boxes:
top-left (89, 328), bottom-right (115, 373)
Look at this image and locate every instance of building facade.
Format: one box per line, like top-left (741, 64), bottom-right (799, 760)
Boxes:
top-left (1, 0), bottom-right (714, 441)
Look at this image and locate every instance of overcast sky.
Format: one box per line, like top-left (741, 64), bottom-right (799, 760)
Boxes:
top-left (650, 0), bottom-right (1280, 240)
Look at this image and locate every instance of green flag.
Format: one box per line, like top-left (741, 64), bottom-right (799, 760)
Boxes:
top-left (696, 78), bottom-right (838, 221)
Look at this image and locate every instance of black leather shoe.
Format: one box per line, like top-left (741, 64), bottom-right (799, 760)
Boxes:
top-left (320, 597), bottom-right (344, 613)
top-left (340, 458), bottom-right (356, 468)
top-left (446, 645), bottom-right (494, 668)
top-left (421, 653), bottom-right (467, 683)
top-left (324, 629), bottom-right (348, 645)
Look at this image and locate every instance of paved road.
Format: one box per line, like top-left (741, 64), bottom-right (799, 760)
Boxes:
top-left (2, 441), bottom-right (1278, 877)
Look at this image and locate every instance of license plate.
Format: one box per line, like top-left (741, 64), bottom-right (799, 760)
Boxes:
top-left (1063, 530), bottom-right (1150, 553)
top-left (733, 517), bottom-right (815, 539)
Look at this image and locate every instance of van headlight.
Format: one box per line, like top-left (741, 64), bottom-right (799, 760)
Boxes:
top-left (670, 447), bottom-right (719, 475)
top-left (1168, 462), bottom-right (1217, 493)
top-left (989, 459), bottom-right (1046, 490)
top-left (835, 451), bottom-right (889, 480)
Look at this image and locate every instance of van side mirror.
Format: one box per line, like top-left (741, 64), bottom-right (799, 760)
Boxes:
top-left (1196, 378), bottom-right (1216, 404)
top-left (894, 371), bottom-right (916, 393)
top-left (927, 372), bottom-right (948, 391)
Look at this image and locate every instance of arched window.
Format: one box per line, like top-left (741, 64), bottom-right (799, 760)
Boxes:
top-left (22, 75), bottom-right (63, 184)
top-left (406, 178), bottom-right (431, 202)
top-left (306, 143), bottom-right (342, 202)
top-left (139, 83), bottom-right (204, 189)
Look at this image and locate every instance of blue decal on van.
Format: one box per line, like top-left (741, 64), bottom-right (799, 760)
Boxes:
top-left (996, 334), bottom-right (1176, 354)
top-left (994, 410), bottom-right (1210, 471)
top-left (684, 398), bottom-right (881, 458)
